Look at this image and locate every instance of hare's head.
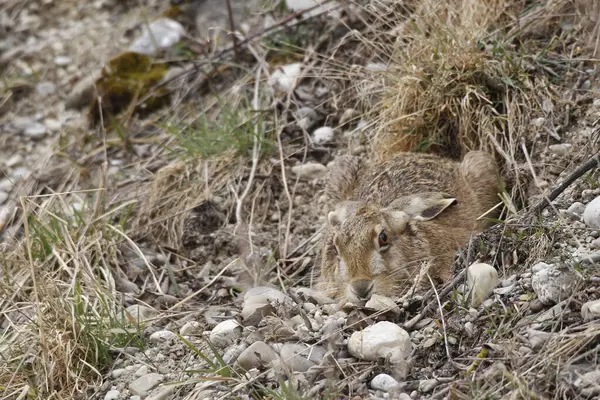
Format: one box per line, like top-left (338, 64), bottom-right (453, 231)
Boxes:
top-left (326, 193), bottom-right (457, 305)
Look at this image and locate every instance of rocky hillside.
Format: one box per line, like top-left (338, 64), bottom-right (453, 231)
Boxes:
top-left (1, 0), bottom-right (599, 399)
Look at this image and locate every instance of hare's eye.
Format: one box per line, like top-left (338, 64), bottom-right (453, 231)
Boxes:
top-left (378, 230), bottom-right (389, 248)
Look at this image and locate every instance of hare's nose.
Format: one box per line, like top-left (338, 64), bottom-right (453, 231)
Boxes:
top-left (351, 279), bottom-right (374, 300)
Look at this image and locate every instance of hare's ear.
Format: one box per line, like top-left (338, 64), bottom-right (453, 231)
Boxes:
top-left (386, 192), bottom-right (457, 222)
top-left (380, 209), bottom-right (410, 232)
top-left (409, 194), bottom-right (457, 221)
top-left (328, 201), bottom-right (362, 229)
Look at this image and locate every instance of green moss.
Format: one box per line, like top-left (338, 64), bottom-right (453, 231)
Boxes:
top-left (89, 52), bottom-right (169, 126)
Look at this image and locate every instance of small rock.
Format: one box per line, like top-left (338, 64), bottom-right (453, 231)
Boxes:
top-left (129, 18), bottom-right (185, 55)
top-left (347, 321), bottom-right (411, 364)
top-left (44, 118), bottom-right (62, 132)
top-left (236, 341), bottom-right (280, 371)
top-left (135, 365), bottom-right (149, 377)
top-left (268, 63), bottom-right (302, 92)
top-left (370, 373), bottom-right (399, 392)
top-left (5, 154), bottom-right (23, 168)
top-left (312, 126), bottom-right (334, 145)
top-left (149, 330), bottom-right (177, 344)
top-left (36, 81), bottom-right (57, 97)
top-left (581, 80), bottom-right (592, 90)
top-left (65, 71), bottom-right (102, 109)
top-left (0, 179), bottom-right (13, 192)
top-left (419, 379), bottom-right (440, 393)
top-left (0, 191), bottom-right (8, 205)
top-left (104, 390), bottom-right (120, 400)
top-left (581, 300), bottom-right (600, 321)
top-left (146, 386), bottom-right (175, 400)
top-left (291, 162), bottom-right (328, 180)
top-left (464, 322), bottom-right (476, 336)
top-left (209, 320), bottom-right (242, 348)
top-left (531, 117), bottom-right (546, 127)
top-left (180, 321), bottom-right (201, 336)
top-left (122, 305), bottom-right (158, 323)
top-left (365, 294), bottom-right (400, 315)
top-left (23, 122), bottom-right (47, 139)
top-left (532, 264), bottom-right (583, 305)
top-left (54, 56), bottom-right (72, 66)
top-left (222, 343), bottom-right (247, 364)
top-left (548, 143), bottom-right (571, 156)
top-left (583, 196), bottom-right (600, 228)
top-left (111, 368), bottom-right (127, 378)
top-left (279, 343), bottom-right (326, 372)
top-left (294, 107), bottom-right (318, 130)
top-left (129, 373), bottom-right (163, 397)
top-left (466, 263), bottom-right (499, 307)
top-left (528, 329), bottom-right (553, 350)
top-left (568, 202), bottom-right (586, 216)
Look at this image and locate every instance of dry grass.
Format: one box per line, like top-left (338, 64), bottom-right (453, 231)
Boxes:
top-left (1, 0), bottom-right (599, 398)
top-left (348, 0), bottom-right (600, 204)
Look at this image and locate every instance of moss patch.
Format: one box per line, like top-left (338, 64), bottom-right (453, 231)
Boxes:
top-left (89, 52), bottom-right (169, 126)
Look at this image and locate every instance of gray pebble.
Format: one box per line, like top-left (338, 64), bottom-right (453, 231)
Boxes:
top-left (36, 81), bottom-right (57, 97)
top-left (129, 373), bottom-right (163, 397)
top-left (236, 341), bottom-right (280, 371)
top-left (0, 191), bottom-right (8, 205)
top-left (370, 373), bottom-right (400, 392)
top-left (104, 390), bottom-right (120, 400)
top-left (23, 123), bottom-right (47, 139)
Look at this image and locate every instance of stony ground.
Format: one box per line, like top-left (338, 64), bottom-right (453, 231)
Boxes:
top-left (1, 1), bottom-right (600, 400)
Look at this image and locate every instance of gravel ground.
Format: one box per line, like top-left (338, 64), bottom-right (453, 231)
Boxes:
top-left (1, 1), bottom-right (600, 399)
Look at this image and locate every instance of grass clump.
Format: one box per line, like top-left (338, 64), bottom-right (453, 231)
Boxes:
top-left (0, 192), bottom-right (147, 398)
top-left (356, 0), bottom-right (597, 160)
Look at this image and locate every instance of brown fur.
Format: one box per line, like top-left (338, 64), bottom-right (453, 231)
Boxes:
top-left (318, 151), bottom-right (503, 305)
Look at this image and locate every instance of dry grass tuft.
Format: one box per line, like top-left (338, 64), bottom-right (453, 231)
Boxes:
top-left (354, 0), bottom-right (598, 172)
top-left (0, 188), bottom-right (145, 399)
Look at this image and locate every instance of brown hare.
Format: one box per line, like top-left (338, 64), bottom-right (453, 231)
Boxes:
top-left (318, 151), bottom-right (503, 305)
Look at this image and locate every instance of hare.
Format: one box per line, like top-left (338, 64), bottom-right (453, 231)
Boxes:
top-left (318, 151), bottom-right (503, 305)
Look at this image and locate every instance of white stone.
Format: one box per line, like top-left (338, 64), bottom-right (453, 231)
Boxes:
top-left (236, 341), bottom-right (280, 371)
top-left (129, 373), bottom-right (163, 397)
top-left (312, 126), bottom-right (334, 145)
top-left (295, 107), bottom-right (318, 130)
top-left (23, 122), bottom-right (47, 139)
top-left (370, 373), bottom-right (399, 391)
top-left (466, 263), bottom-right (499, 307)
top-left (531, 117), bottom-right (546, 127)
top-left (279, 343), bottom-right (326, 372)
top-left (548, 143), bottom-right (571, 156)
top-left (36, 81), bottom-right (57, 97)
top-left (149, 330), bottom-right (177, 344)
top-left (291, 162), bottom-right (328, 180)
top-left (347, 321), bottom-right (411, 364)
top-left (268, 63), bottom-right (302, 92)
top-left (122, 305), bottom-right (158, 323)
top-left (44, 118), bottom-right (62, 131)
top-left (581, 300), bottom-right (600, 321)
top-left (0, 191), bottom-right (7, 205)
top-left (532, 264), bottom-right (583, 305)
top-left (365, 62), bottom-right (387, 72)
top-left (104, 390), bottom-right (120, 400)
top-left (54, 56), bottom-right (72, 66)
top-left (129, 18), bottom-right (185, 56)
top-left (583, 196), bottom-right (600, 228)
top-left (179, 321), bottom-right (201, 336)
top-left (209, 320), bottom-right (242, 348)
top-left (567, 202), bottom-right (586, 216)
top-left (111, 368), bottom-right (127, 378)
top-left (5, 154), bottom-right (23, 168)
top-left (135, 365), bottom-right (149, 377)
top-left (365, 294), bottom-right (401, 315)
